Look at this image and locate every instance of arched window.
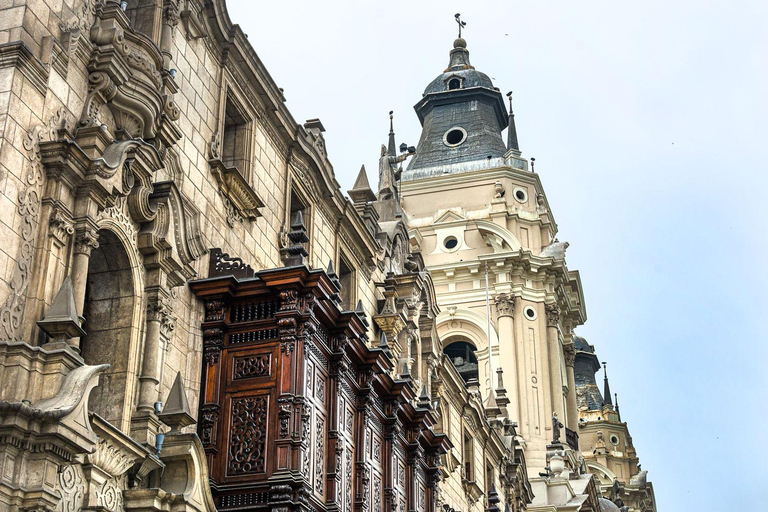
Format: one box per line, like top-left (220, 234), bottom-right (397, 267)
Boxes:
top-left (444, 340), bottom-right (478, 384)
top-left (448, 78), bottom-right (461, 90)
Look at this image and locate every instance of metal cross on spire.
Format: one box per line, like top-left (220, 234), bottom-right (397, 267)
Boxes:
top-left (454, 13), bottom-right (467, 38)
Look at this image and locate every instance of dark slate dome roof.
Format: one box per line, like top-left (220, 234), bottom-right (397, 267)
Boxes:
top-left (424, 68), bottom-right (495, 95)
top-left (423, 39), bottom-right (495, 95)
top-left (573, 335), bottom-right (593, 353)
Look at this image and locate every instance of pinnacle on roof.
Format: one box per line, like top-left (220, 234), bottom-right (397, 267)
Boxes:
top-left (348, 165), bottom-right (377, 204)
top-left (506, 91), bottom-right (520, 152)
top-left (37, 276), bottom-right (86, 342)
top-left (387, 111), bottom-right (396, 157)
top-left (603, 362), bottom-right (613, 407)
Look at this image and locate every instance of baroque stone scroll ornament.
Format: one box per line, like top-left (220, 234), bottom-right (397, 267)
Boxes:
top-left (0, 108), bottom-right (67, 340)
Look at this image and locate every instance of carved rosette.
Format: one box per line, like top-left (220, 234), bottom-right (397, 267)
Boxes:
top-left (545, 302), bottom-right (561, 327)
top-left (495, 293), bottom-right (515, 318)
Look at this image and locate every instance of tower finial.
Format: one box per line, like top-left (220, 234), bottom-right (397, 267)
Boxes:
top-left (602, 361), bottom-right (613, 407)
top-left (387, 110), bottom-right (396, 156)
top-left (506, 91), bottom-right (520, 152)
top-left (454, 13), bottom-right (467, 39)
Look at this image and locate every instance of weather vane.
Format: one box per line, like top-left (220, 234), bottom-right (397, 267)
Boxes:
top-left (454, 13), bottom-right (467, 38)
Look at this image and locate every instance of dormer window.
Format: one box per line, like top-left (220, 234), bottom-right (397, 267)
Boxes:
top-left (448, 78), bottom-right (461, 90)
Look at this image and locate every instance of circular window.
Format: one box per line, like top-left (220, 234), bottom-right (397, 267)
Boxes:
top-left (610, 435), bottom-right (620, 446)
top-left (443, 127), bottom-right (467, 147)
top-left (513, 187), bottom-right (528, 203)
top-left (523, 306), bottom-right (537, 320)
top-left (443, 236), bottom-right (458, 250)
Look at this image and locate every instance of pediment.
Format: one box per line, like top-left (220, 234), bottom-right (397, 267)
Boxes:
top-left (433, 210), bottom-right (466, 225)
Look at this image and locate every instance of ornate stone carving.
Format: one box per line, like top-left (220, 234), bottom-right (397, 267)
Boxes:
top-left (88, 438), bottom-right (140, 477)
top-left (55, 464), bottom-right (85, 512)
top-left (96, 195), bottom-right (136, 242)
top-left (97, 477), bottom-right (123, 512)
top-left (210, 159), bottom-right (264, 223)
top-left (48, 206), bottom-right (75, 245)
top-left (228, 396), bottom-right (268, 475)
top-left (545, 302), bottom-right (561, 327)
top-left (0, 108), bottom-right (66, 341)
top-left (74, 228), bottom-right (100, 256)
top-left (495, 293), bottom-right (514, 317)
top-left (563, 343), bottom-right (576, 367)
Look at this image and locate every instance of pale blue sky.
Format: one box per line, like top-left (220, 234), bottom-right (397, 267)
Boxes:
top-left (227, 1), bottom-right (768, 508)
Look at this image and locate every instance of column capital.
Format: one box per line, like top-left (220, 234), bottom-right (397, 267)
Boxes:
top-left (74, 228), bottom-right (99, 255)
top-left (494, 293), bottom-right (515, 318)
top-left (563, 343), bottom-right (576, 367)
top-left (545, 302), bottom-right (561, 327)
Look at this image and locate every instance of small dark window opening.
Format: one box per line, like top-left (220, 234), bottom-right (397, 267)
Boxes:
top-left (463, 432), bottom-right (474, 481)
top-left (448, 78), bottom-right (461, 90)
top-left (338, 256), bottom-right (354, 310)
top-left (222, 97), bottom-right (251, 177)
top-left (446, 129), bottom-right (464, 145)
top-left (515, 189), bottom-right (526, 201)
top-left (444, 341), bottom-right (478, 384)
top-left (486, 461), bottom-right (494, 490)
top-left (444, 236), bottom-right (458, 250)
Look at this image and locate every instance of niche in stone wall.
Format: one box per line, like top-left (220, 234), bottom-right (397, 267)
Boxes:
top-left (81, 229), bottom-right (139, 429)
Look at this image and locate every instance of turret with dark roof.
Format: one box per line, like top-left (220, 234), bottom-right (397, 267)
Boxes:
top-left (403, 38), bottom-right (509, 179)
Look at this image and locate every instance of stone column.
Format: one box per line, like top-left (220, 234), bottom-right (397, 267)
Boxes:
top-left (563, 343), bottom-right (578, 430)
top-left (70, 228), bottom-right (99, 350)
top-left (137, 298), bottom-right (171, 411)
top-left (494, 293), bottom-right (518, 422)
top-left (545, 303), bottom-right (565, 428)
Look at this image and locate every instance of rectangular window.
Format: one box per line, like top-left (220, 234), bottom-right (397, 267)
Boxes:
top-left (222, 95), bottom-right (251, 178)
top-left (463, 431), bottom-right (474, 481)
top-left (338, 255), bottom-right (355, 310)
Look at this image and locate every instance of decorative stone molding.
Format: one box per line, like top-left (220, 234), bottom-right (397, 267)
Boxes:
top-left (74, 228), bottom-right (100, 255)
top-left (49, 205), bottom-right (75, 245)
top-left (494, 293), bottom-right (515, 317)
top-left (563, 343), bottom-right (576, 367)
top-left (0, 108), bottom-right (67, 341)
top-left (545, 302), bottom-right (561, 327)
top-left (209, 158), bottom-right (265, 224)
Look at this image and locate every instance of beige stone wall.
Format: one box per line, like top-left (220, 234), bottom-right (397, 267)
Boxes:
top-left (0, 0), bottom-right (379, 428)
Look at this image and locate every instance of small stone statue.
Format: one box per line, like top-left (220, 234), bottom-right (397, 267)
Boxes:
top-left (612, 478), bottom-right (621, 501)
top-left (552, 412), bottom-right (563, 444)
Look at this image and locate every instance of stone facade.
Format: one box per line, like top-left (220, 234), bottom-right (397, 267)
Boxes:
top-left (0, 1), bottom-right (652, 512)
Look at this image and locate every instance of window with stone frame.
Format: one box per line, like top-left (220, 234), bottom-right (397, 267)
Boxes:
top-left (463, 430), bottom-right (474, 481)
top-left (337, 253), bottom-right (355, 310)
top-left (222, 94), bottom-right (252, 180)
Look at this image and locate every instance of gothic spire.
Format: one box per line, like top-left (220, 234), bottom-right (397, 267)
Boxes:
top-left (603, 362), bottom-right (613, 407)
top-left (506, 91), bottom-right (520, 152)
top-left (387, 111), bottom-right (396, 157)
